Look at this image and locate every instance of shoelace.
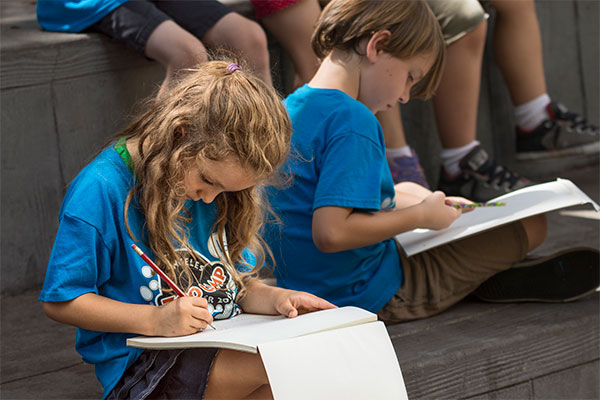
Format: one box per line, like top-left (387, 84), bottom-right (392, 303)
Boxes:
top-left (553, 104), bottom-right (598, 134)
top-left (480, 162), bottom-right (523, 189)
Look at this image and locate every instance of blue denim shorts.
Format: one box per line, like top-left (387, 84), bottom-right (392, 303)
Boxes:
top-left (107, 348), bottom-right (219, 399)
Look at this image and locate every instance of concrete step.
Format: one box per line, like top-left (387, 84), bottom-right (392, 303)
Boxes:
top-left (1, 289), bottom-right (597, 399)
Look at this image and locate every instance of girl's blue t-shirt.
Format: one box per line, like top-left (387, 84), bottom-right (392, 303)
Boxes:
top-left (264, 85), bottom-right (403, 313)
top-left (39, 146), bottom-right (250, 398)
top-left (37, 0), bottom-right (128, 32)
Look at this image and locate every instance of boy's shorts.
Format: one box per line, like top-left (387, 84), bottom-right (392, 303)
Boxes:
top-left (88, 0), bottom-right (232, 55)
top-left (377, 221), bottom-right (529, 323)
top-left (107, 348), bottom-right (219, 399)
top-left (426, 0), bottom-right (489, 46)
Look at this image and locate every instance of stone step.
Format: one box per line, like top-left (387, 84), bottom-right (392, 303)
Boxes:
top-left (1, 289), bottom-right (597, 399)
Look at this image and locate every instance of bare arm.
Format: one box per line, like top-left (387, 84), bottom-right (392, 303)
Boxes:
top-left (238, 279), bottom-right (336, 318)
top-left (312, 191), bottom-right (462, 253)
top-left (42, 292), bottom-right (214, 337)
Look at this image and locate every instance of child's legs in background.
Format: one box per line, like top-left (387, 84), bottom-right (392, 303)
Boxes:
top-left (259, 0), bottom-right (321, 87)
top-left (378, 215), bottom-right (547, 323)
top-left (153, 0), bottom-right (271, 85)
top-left (89, 0), bottom-right (271, 97)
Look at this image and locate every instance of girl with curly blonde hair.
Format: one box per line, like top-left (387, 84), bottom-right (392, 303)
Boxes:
top-left (40, 58), bottom-right (334, 399)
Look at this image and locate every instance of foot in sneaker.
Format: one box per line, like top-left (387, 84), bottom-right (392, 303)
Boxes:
top-left (474, 247), bottom-right (599, 303)
top-left (437, 145), bottom-right (532, 202)
top-left (517, 102), bottom-right (600, 160)
top-left (387, 150), bottom-right (430, 188)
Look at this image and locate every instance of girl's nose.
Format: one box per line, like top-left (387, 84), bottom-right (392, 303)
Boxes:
top-left (201, 189), bottom-right (220, 204)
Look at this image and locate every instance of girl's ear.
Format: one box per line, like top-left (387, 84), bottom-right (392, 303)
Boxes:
top-left (366, 30), bottom-right (391, 63)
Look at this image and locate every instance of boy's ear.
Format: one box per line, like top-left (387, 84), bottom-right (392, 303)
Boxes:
top-left (366, 30), bottom-right (391, 62)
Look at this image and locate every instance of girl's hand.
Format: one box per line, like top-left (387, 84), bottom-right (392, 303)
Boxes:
top-left (274, 289), bottom-right (337, 318)
top-left (418, 191), bottom-right (462, 230)
top-left (444, 196), bottom-right (476, 213)
top-left (153, 296), bottom-right (214, 337)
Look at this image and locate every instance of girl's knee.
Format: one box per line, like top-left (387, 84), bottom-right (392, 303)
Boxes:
top-left (521, 213), bottom-right (547, 252)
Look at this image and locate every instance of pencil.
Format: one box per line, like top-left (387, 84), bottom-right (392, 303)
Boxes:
top-left (131, 244), bottom-right (216, 330)
top-left (453, 201), bottom-right (506, 209)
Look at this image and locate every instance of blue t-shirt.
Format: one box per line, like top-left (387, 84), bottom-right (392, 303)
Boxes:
top-left (264, 85), bottom-right (403, 313)
top-left (37, 0), bottom-right (128, 32)
top-left (39, 146), bottom-right (249, 398)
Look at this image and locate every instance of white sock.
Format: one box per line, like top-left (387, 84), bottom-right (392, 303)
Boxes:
top-left (514, 93), bottom-right (551, 131)
top-left (386, 146), bottom-right (413, 159)
top-left (440, 140), bottom-right (480, 177)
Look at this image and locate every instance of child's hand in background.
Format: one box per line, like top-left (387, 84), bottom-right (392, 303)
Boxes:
top-left (154, 296), bottom-right (214, 336)
top-left (418, 191), bottom-right (462, 230)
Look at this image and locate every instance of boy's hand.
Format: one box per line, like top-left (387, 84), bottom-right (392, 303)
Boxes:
top-left (444, 196), bottom-right (476, 213)
top-left (418, 191), bottom-right (462, 230)
top-left (274, 289), bottom-right (337, 318)
top-left (153, 296), bottom-right (214, 336)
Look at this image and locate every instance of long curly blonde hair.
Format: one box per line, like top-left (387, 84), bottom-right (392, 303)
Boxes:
top-left (121, 58), bottom-right (291, 297)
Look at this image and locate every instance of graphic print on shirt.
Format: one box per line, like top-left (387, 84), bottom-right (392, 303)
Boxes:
top-left (145, 235), bottom-right (241, 320)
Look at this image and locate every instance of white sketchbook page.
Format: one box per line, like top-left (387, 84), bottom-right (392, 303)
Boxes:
top-left (127, 306), bottom-right (376, 353)
top-left (396, 179), bottom-right (599, 257)
top-left (259, 321), bottom-right (408, 400)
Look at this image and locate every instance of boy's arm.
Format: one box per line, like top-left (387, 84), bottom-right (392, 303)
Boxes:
top-left (312, 191), bottom-right (462, 253)
top-left (42, 292), bottom-right (214, 337)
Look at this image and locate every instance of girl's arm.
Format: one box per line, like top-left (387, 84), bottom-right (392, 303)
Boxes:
top-left (42, 292), bottom-right (214, 337)
top-left (312, 190), bottom-right (462, 253)
top-left (238, 279), bottom-right (337, 318)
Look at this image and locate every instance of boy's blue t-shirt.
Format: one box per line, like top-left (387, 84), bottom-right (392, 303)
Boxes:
top-left (37, 0), bottom-right (128, 32)
top-left (39, 146), bottom-right (249, 398)
top-left (264, 85), bottom-right (403, 313)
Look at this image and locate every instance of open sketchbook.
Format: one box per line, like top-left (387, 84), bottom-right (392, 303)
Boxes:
top-left (128, 307), bottom-right (408, 400)
top-left (127, 306), bottom-right (376, 353)
top-left (396, 178), bottom-right (599, 257)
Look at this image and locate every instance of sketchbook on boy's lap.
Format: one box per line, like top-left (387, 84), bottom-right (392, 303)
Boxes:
top-left (396, 178), bottom-right (599, 257)
top-left (128, 307), bottom-right (409, 400)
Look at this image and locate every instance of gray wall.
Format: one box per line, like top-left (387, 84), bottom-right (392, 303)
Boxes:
top-left (1, 0), bottom-right (598, 295)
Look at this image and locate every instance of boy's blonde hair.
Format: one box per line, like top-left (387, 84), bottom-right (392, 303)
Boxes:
top-left (121, 58), bottom-right (291, 297)
top-left (312, 0), bottom-right (445, 99)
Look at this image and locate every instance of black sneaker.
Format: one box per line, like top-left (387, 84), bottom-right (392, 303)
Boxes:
top-left (474, 248), bottom-right (600, 303)
top-left (516, 102), bottom-right (599, 160)
top-left (437, 145), bottom-right (532, 202)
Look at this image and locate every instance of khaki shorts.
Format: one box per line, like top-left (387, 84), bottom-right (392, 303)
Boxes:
top-left (377, 221), bottom-right (528, 323)
top-left (427, 0), bottom-right (489, 45)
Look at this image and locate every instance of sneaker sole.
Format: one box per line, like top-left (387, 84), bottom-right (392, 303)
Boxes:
top-left (474, 247), bottom-right (600, 303)
top-left (516, 141), bottom-right (600, 161)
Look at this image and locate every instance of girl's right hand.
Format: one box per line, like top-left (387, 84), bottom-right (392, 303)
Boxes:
top-left (153, 296), bottom-right (214, 337)
top-left (418, 191), bottom-right (462, 230)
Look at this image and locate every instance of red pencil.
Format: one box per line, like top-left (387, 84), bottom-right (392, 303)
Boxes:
top-left (131, 244), bottom-right (216, 329)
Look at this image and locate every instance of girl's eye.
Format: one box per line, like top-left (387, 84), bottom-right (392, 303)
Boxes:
top-left (200, 173), bottom-right (214, 185)
top-left (408, 73), bottom-right (414, 83)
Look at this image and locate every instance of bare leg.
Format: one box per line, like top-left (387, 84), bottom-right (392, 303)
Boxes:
top-left (520, 213), bottom-right (547, 252)
top-left (204, 349), bottom-right (272, 399)
top-left (145, 20), bottom-right (208, 98)
top-left (203, 13), bottom-right (272, 85)
top-left (433, 20), bottom-right (488, 149)
top-left (488, 0), bottom-right (546, 106)
top-left (261, 0), bottom-right (321, 86)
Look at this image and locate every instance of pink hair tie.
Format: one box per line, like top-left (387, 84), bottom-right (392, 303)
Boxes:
top-left (226, 63), bottom-right (242, 73)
